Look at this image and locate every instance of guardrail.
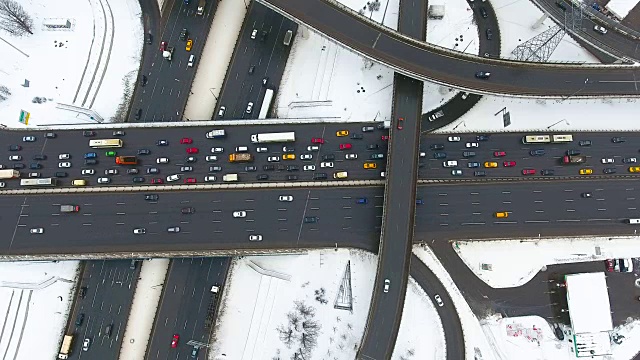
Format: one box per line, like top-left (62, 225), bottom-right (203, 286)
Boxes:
top-left (418, 173), bottom-right (640, 184)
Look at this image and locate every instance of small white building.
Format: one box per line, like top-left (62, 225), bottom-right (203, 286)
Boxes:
top-left (43, 19), bottom-right (72, 29)
top-left (428, 5), bottom-right (445, 19)
top-left (564, 272), bottom-right (613, 357)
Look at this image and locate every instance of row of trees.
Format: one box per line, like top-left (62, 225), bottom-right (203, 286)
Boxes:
top-left (0, 0), bottom-right (33, 36)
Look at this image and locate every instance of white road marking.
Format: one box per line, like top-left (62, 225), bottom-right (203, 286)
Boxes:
top-left (557, 219), bottom-right (580, 222)
top-left (461, 222), bottom-right (485, 225)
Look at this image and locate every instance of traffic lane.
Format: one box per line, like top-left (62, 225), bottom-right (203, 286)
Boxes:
top-left (260, 0), bottom-right (640, 96)
top-left (3, 187), bottom-right (383, 255)
top-left (416, 180), bottom-right (640, 240)
top-left (398, 0), bottom-right (427, 40)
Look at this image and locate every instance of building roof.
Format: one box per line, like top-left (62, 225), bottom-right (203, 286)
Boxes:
top-left (565, 272), bottom-right (613, 334)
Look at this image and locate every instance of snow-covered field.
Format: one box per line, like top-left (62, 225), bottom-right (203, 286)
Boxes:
top-left (0, 261), bottom-right (78, 359)
top-left (210, 250), bottom-right (377, 360)
top-left (0, 0), bottom-right (142, 127)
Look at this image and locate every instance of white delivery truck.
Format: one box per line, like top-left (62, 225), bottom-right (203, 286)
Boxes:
top-left (205, 129), bottom-right (226, 139)
top-left (250, 132), bottom-right (295, 144)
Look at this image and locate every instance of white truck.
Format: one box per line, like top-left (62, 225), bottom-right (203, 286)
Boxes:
top-left (250, 132), bottom-right (295, 144)
top-left (0, 169), bottom-right (20, 179)
top-left (377, 120), bottom-right (391, 129)
top-left (205, 129), bottom-right (225, 139)
top-left (222, 174), bottom-right (238, 182)
top-left (163, 47), bottom-right (174, 61)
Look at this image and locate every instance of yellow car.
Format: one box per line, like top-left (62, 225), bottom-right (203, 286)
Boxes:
top-left (629, 167), bottom-right (640, 173)
top-left (363, 162), bottom-right (377, 169)
top-left (283, 153), bottom-right (296, 160)
top-left (579, 168), bottom-right (593, 175)
top-left (72, 179), bottom-right (86, 186)
top-left (494, 212), bottom-right (508, 218)
top-left (333, 171), bottom-right (348, 179)
top-left (484, 161), bottom-right (498, 168)
top-left (336, 130), bottom-right (349, 137)
top-left (186, 39), bottom-right (193, 51)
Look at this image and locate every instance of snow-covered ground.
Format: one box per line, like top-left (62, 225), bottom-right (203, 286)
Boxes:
top-left (210, 250), bottom-right (377, 360)
top-left (0, 261), bottom-right (79, 359)
top-left (0, 0), bottom-right (142, 127)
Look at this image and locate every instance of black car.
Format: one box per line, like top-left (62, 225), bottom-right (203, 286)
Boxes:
top-left (179, 28), bottom-right (188, 41)
top-left (581, 192), bottom-right (592, 198)
top-left (248, 65), bottom-right (255, 74)
top-left (245, 166), bottom-right (257, 172)
top-left (29, 163), bottom-right (42, 169)
top-left (566, 149), bottom-right (580, 156)
top-left (76, 313), bottom-right (85, 326)
top-left (475, 71), bottom-right (491, 79)
top-left (134, 108), bottom-right (142, 120)
top-left (54, 172), bottom-right (68, 178)
top-left (603, 168), bottom-right (616, 174)
top-left (45, 132), bottom-right (57, 139)
top-left (9, 145), bottom-right (21, 151)
top-left (287, 175), bottom-right (298, 181)
top-left (555, 0), bottom-right (567, 10)
top-left (185, 156), bottom-right (196, 163)
top-left (83, 130), bottom-right (96, 137)
top-left (146, 167), bottom-right (159, 174)
top-left (140, 75), bottom-right (147, 87)
top-left (256, 174), bottom-right (269, 180)
top-left (145, 194), bottom-right (159, 201)
top-left (133, 177), bottom-right (145, 183)
top-left (474, 170), bottom-right (486, 177)
top-left (263, 164), bottom-right (275, 171)
top-left (540, 169), bottom-right (555, 176)
top-left (485, 28), bottom-right (493, 40)
top-left (32, 154), bottom-right (47, 160)
top-left (127, 168), bottom-right (139, 174)
top-left (277, 165), bottom-right (287, 171)
top-left (181, 207), bottom-right (195, 214)
top-left (480, 7), bottom-right (488, 18)
top-left (260, 30), bottom-right (268, 41)
top-left (530, 149), bottom-right (545, 156)
top-left (313, 173), bottom-right (328, 180)
top-left (430, 144), bottom-right (444, 150)
top-left (612, 137), bottom-right (625, 143)
top-left (367, 144), bottom-right (380, 151)
top-left (13, 163), bottom-right (25, 169)
top-left (262, 77), bottom-right (269, 87)
top-left (209, 166), bottom-right (222, 172)
top-left (350, 133), bottom-right (363, 140)
top-left (137, 149), bottom-right (150, 155)
top-left (287, 165), bottom-right (299, 171)
top-left (322, 154), bottom-right (335, 161)
top-left (303, 216), bottom-right (318, 224)
top-left (156, 140), bottom-right (168, 146)
top-left (146, 33), bottom-right (153, 44)
top-left (578, 140), bottom-right (592, 146)
top-left (476, 135), bottom-right (489, 141)
top-left (79, 286), bottom-right (87, 298)
top-left (462, 151), bottom-right (476, 158)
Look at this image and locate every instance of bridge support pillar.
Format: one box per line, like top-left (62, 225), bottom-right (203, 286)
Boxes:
top-left (531, 14), bottom-right (548, 29)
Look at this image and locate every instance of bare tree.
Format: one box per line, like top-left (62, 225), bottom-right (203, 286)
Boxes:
top-left (0, 0), bottom-right (33, 36)
top-left (277, 324), bottom-right (295, 348)
top-left (0, 85), bottom-right (10, 101)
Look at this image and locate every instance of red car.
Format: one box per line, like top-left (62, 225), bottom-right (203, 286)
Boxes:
top-left (494, 151), bottom-right (506, 157)
top-left (339, 143), bottom-right (352, 150)
top-left (160, 41), bottom-right (167, 51)
top-left (381, 135), bottom-right (389, 141)
top-left (311, 137), bottom-right (324, 144)
top-left (605, 259), bottom-right (614, 272)
top-left (180, 137), bottom-right (193, 144)
top-left (151, 178), bottom-right (164, 184)
top-left (186, 147), bottom-right (199, 154)
top-left (503, 161), bottom-right (516, 167)
top-left (171, 334), bottom-right (179, 348)
top-left (522, 169), bottom-right (536, 175)
top-left (184, 178), bottom-right (196, 184)
top-left (397, 117), bottom-right (404, 130)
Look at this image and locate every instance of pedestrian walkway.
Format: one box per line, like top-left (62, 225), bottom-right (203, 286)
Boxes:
top-left (184, 1), bottom-right (250, 120)
top-left (118, 259), bottom-right (170, 359)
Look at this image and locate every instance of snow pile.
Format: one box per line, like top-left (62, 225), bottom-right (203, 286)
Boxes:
top-left (0, 261), bottom-right (79, 359)
top-left (210, 250), bottom-right (376, 360)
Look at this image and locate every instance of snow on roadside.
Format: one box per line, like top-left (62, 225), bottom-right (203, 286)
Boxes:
top-left (0, 261), bottom-right (79, 359)
top-left (210, 250), bottom-right (376, 360)
top-left (452, 236), bottom-right (640, 288)
top-left (392, 278), bottom-right (446, 360)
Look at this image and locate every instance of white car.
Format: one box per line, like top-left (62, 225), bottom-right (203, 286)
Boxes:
top-left (434, 294), bottom-right (444, 307)
top-left (345, 153), bottom-right (358, 160)
top-left (30, 227), bottom-right (44, 234)
top-left (81, 169), bottom-right (95, 175)
top-left (166, 174), bottom-right (181, 182)
top-left (233, 211), bottom-right (247, 218)
top-left (180, 166), bottom-right (193, 172)
top-left (211, 147), bottom-right (224, 153)
top-left (320, 162), bottom-right (334, 168)
top-left (28, 172), bottom-right (40, 178)
top-left (105, 169), bottom-right (118, 175)
top-left (442, 160), bottom-right (458, 168)
top-left (278, 195), bottom-right (293, 202)
top-left (256, 147), bottom-right (268, 153)
top-left (268, 156), bottom-right (280, 162)
top-left (245, 102), bottom-right (254, 114)
top-left (205, 155), bottom-right (217, 162)
top-left (251, 29), bottom-right (257, 39)
top-left (466, 142), bottom-right (479, 148)
top-left (249, 234), bottom-right (263, 241)
top-left (9, 155), bottom-right (21, 161)
top-left (447, 136), bottom-right (461, 142)
top-left (97, 177), bottom-right (110, 184)
top-left (307, 145), bottom-right (320, 151)
top-left (383, 279), bottom-right (390, 293)
top-left (303, 165), bottom-right (315, 171)
top-left (0, 182), bottom-right (5, 188)
top-left (82, 338), bottom-right (91, 351)
top-left (22, 136), bottom-right (36, 142)
top-left (58, 162), bottom-right (71, 168)
top-left (451, 169), bottom-right (463, 176)
top-left (593, 25), bottom-right (607, 34)
top-left (133, 228), bottom-right (146, 234)
top-left (204, 176), bottom-right (217, 182)
top-left (300, 154), bottom-right (313, 160)
top-left (59, 153), bottom-right (70, 160)
top-left (601, 158), bottom-right (614, 164)
top-left (157, 157), bottom-right (169, 164)
top-left (419, 152), bottom-right (426, 158)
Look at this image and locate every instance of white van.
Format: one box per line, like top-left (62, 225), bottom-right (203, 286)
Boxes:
top-left (443, 160), bottom-right (458, 168)
top-left (223, 173), bottom-right (238, 182)
top-left (235, 146), bottom-right (248, 152)
top-left (627, 218), bottom-right (640, 224)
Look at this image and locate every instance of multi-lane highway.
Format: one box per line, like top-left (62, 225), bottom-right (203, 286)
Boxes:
top-left (257, 0), bottom-right (640, 96)
top-left (215, 3), bottom-right (297, 120)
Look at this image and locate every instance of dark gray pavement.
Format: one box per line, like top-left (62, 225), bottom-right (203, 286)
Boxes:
top-left (214, 3), bottom-right (297, 120)
top-left (68, 260), bottom-right (139, 359)
top-left (146, 257), bottom-right (229, 360)
top-left (358, 74), bottom-right (422, 360)
top-left (258, 0), bottom-right (640, 96)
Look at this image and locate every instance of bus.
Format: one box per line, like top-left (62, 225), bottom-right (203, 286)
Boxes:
top-left (522, 135), bottom-right (551, 144)
top-left (552, 134), bottom-right (573, 143)
top-left (115, 156), bottom-right (137, 165)
top-left (89, 139), bottom-right (123, 148)
top-left (20, 178), bottom-right (57, 186)
top-left (258, 89), bottom-right (274, 119)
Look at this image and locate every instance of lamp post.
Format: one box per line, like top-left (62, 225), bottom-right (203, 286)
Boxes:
top-left (209, 88), bottom-right (218, 101)
top-left (546, 119), bottom-right (570, 129)
top-left (561, 78), bottom-right (589, 102)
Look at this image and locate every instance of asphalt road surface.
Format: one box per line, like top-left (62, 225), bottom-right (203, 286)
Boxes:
top-left (146, 257), bottom-right (229, 360)
top-left (69, 260), bottom-right (139, 359)
top-left (215, 3), bottom-right (297, 120)
top-left (257, 0), bottom-right (640, 96)
top-left (359, 75), bottom-right (422, 360)
top-left (129, 0), bottom-right (219, 122)
top-left (0, 123), bottom-right (389, 189)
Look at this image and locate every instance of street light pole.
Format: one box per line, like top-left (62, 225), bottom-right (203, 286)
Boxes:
top-left (209, 88), bottom-right (218, 101)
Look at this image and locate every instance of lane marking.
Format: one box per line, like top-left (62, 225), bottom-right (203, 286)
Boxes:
top-left (557, 219), bottom-right (580, 222)
top-left (525, 220), bottom-right (549, 223)
top-left (566, 209), bottom-right (575, 212)
top-left (440, 213), bottom-right (449, 216)
top-left (461, 222), bottom-right (485, 225)
top-left (588, 218), bottom-right (611, 221)
top-left (494, 221), bottom-right (517, 224)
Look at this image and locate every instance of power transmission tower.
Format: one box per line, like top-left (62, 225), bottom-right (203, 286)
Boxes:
top-left (334, 261), bottom-right (353, 311)
top-left (511, 25), bottom-right (565, 62)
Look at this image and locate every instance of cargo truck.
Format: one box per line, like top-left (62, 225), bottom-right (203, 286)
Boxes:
top-left (197, 0), bottom-right (205, 15)
top-left (0, 169), bottom-right (20, 179)
top-left (115, 156), bottom-right (138, 165)
top-left (229, 153), bottom-right (253, 163)
top-left (250, 132), bottom-right (295, 144)
top-left (163, 47), bottom-right (174, 61)
top-left (205, 129), bottom-right (225, 139)
top-left (562, 155), bottom-right (587, 164)
top-left (58, 334), bottom-right (74, 359)
top-left (377, 120), bottom-right (391, 129)
top-left (60, 205), bottom-right (80, 213)
top-left (222, 174), bottom-right (238, 182)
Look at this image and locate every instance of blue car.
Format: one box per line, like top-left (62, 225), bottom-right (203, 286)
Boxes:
top-left (433, 152), bottom-right (447, 159)
top-left (84, 152), bottom-right (97, 159)
top-left (416, 199), bottom-right (424, 205)
top-left (357, 198), bottom-right (368, 204)
top-left (468, 162), bottom-right (480, 168)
